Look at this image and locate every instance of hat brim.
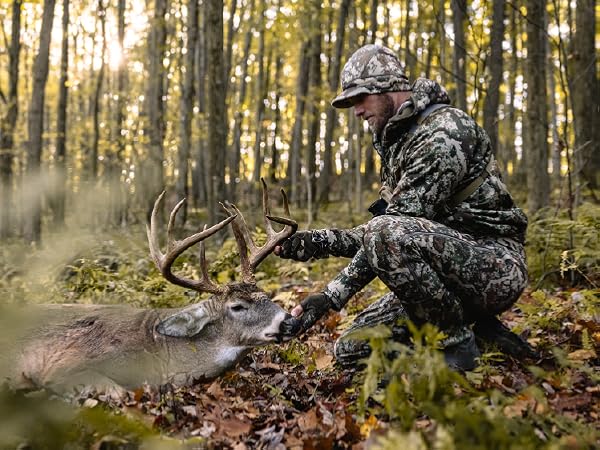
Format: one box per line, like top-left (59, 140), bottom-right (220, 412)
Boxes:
top-left (331, 86), bottom-right (372, 109)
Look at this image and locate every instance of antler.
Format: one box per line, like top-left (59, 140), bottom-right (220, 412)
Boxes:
top-left (147, 192), bottom-right (236, 295)
top-left (221, 178), bottom-right (298, 283)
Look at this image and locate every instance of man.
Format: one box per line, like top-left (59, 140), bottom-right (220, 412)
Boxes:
top-left (277, 45), bottom-right (531, 370)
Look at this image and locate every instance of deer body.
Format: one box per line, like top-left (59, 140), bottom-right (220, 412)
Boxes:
top-left (1, 181), bottom-right (299, 394)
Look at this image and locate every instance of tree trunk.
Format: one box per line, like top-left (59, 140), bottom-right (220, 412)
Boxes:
top-left (193, 1), bottom-right (208, 207)
top-left (570, 0), bottom-right (599, 194)
top-left (175, 0), bottom-right (199, 226)
top-left (52, 0), bottom-right (70, 227)
top-left (0, 0), bottom-right (22, 239)
top-left (269, 53), bottom-right (282, 183)
top-left (91, 0), bottom-right (107, 180)
top-left (436, 0), bottom-right (447, 85)
top-left (319, 0), bottom-right (351, 205)
top-left (206, 0), bottom-right (227, 223)
top-left (546, 7), bottom-right (560, 188)
top-left (482, 0), bottom-right (505, 156)
top-left (403, 0), bottom-right (416, 78)
top-left (305, 0), bottom-right (321, 217)
top-left (369, 0), bottom-right (378, 43)
top-left (286, 42), bottom-right (311, 203)
top-left (252, 4), bottom-right (267, 186)
top-left (224, 0), bottom-right (238, 94)
top-left (228, 0), bottom-right (255, 201)
top-left (144, 0), bottom-right (168, 215)
top-left (110, 0), bottom-right (127, 226)
top-left (451, 0), bottom-right (467, 111)
top-left (524, 0), bottom-right (550, 213)
top-left (24, 0), bottom-right (56, 245)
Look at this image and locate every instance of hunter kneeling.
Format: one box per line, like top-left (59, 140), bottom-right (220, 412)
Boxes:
top-left (277, 45), bottom-right (536, 371)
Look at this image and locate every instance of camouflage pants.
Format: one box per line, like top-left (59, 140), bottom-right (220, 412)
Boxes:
top-left (334, 215), bottom-right (527, 366)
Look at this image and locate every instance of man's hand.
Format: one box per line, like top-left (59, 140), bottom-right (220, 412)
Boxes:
top-left (291, 293), bottom-right (335, 332)
top-left (274, 231), bottom-right (325, 261)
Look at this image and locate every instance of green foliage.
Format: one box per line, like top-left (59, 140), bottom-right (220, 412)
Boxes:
top-left (357, 323), bottom-right (600, 449)
top-left (0, 387), bottom-right (154, 449)
top-left (526, 204), bottom-right (600, 288)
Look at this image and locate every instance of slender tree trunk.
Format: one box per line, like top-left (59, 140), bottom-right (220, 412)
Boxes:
top-left (403, 0), bottom-right (416, 78)
top-left (0, 0), bottom-right (22, 239)
top-left (224, 0), bottom-right (238, 94)
top-left (369, 0), bottom-right (378, 43)
top-left (228, 0), bottom-right (255, 201)
top-left (482, 0), bottom-right (505, 156)
top-left (570, 0), bottom-right (599, 193)
top-left (451, 0), bottom-right (467, 111)
top-left (111, 0), bottom-right (127, 226)
top-left (286, 42), bottom-right (311, 203)
top-left (206, 0), bottom-right (227, 223)
top-left (319, 0), bottom-right (351, 205)
top-left (269, 53), bottom-right (282, 183)
top-left (525, 0), bottom-right (550, 212)
top-left (24, 0), bottom-right (56, 245)
top-left (193, 1), bottom-right (208, 207)
top-left (436, 0), bottom-right (447, 85)
top-left (144, 0), bottom-right (168, 214)
top-left (175, 0), bottom-right (199, 226)
top-left (252, 4), bottom-right (267, 185)
top-left (91, 0), bottom-right (107, 180)
top-left (546, 8), bottom-right (560, 188)
top-left (53, 0), bottom-right (70, 227)
top-left (305, 0), bottom-right (321, 216)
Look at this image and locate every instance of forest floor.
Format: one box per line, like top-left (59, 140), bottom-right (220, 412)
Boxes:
top-left (0, 206), bottom-right (598, 449)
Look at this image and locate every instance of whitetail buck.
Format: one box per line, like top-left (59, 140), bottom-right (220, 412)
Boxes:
top-left (0, 180), bottom-right (299, 395)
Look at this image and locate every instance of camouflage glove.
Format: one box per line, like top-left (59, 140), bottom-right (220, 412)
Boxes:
top-left (277, 231), bottom-right (329, 261)
top-left (297, 293), bottom-right (337, 331)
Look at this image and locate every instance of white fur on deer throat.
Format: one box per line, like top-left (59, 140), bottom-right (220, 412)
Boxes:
top-left (216, 346), bottom-right (248, 367)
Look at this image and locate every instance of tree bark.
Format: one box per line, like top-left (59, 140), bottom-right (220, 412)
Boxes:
top-left (451, 0), bottom-right (467, 111)
top-left (228, 0), bottom-right (255, 201)
top-left (369, 0), bottom-right (378, 43)
top-left (91, 0), bottom-right (107, 180)
top-left (482, 0), bottom-right (505, 156)
top-left (305, 0), bottom-right (321, 216)
top-left (0, 0), bottom-right (22, 239)
top-left (319, 0), bottom-right (351, 205)
top-left (269, 53), bottom-right (282, 183)
top-left (524, 0), bottom-right (550, 212)
top-left (175, 0), bottom-right (199, 226)
top-left (252, 3), bottom-right (267, 185)
top-left (224, 0), bottom-right (238, 94)
top-left (192, 1), bottom-right (208, 207)
top-left (144, 0), bottom-right (169, 215)
top-left (206, 0), bottom-right (227, 223)
top-left (53, 0), bottom-right (70, 227)
top-left (286, 42), bottom-right (310, 202)
top-left (570, 0), bottom-right (599, 193)
top-left (24, 0), bottom-right (56, 245)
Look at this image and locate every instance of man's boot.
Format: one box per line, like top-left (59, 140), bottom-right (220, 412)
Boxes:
top-left (473, 315), bottom-right (539, 359)
top-left (443, 334), bottom-right (480, 371)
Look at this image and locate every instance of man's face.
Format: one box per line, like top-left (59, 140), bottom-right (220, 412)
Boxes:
top-left (352, 93), bottom-right (396, 136)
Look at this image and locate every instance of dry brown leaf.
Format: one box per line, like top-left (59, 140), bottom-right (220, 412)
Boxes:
top-left (298, 407), bottom-right (319, 431)
top-left (221, 418), bottom-right (252, 438)
top-left (567, 349), bottom-right (597, 361)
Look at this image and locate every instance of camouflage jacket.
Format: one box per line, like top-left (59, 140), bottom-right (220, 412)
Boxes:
top-left (316, 79), bottom-right (528, 307)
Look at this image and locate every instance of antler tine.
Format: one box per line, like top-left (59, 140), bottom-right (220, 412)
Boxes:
top-left (146, 192), bottom-right (236, 295)
top-left (221, 201), bottom-right (257, 283)
top-left (249, 179), bottom-right (298, 271)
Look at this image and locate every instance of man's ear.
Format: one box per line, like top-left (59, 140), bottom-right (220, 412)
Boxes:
top-left (156, 303), bottom-right (212, 337)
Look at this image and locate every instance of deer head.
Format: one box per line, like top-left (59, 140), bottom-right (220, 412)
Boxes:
top-left (146, 179), bottom-right (298, 352)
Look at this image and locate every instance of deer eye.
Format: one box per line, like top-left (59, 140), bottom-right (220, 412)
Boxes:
top-left (230, 303), bottom-right (248, 312)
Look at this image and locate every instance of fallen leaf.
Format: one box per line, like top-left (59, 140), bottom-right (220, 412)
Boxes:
top-left (567, 349), bottom-right (597, 361)
top-left (298, 408), bottom-right (319, 431)
top-left (221, 418), bottom-right (252, 438)
top-left (315, 352), bottom-right (334, 371)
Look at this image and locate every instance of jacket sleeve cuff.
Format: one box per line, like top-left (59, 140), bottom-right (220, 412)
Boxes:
top-left (322, 248), bottom-right (376, 311)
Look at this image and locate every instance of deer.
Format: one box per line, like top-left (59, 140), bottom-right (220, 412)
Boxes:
top-left (0, 180), bottom-right (300, 395)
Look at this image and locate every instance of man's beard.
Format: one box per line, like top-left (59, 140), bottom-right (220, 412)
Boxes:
top-left (368, 94), bottom-right (396, 137)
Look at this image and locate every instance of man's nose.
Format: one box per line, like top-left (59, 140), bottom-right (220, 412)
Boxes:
top-left (354, 106), bottom-right (364, 118)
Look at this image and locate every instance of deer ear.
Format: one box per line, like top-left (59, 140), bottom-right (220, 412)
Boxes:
top-left (156, 304), bottom-right (212, 338)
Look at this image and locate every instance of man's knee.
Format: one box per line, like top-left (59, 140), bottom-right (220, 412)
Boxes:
top-left (363, 215), bottom-right (421, 270)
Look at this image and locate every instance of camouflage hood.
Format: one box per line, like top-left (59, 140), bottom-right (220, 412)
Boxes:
top-left (375, 78), bottom-right (451, 153)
